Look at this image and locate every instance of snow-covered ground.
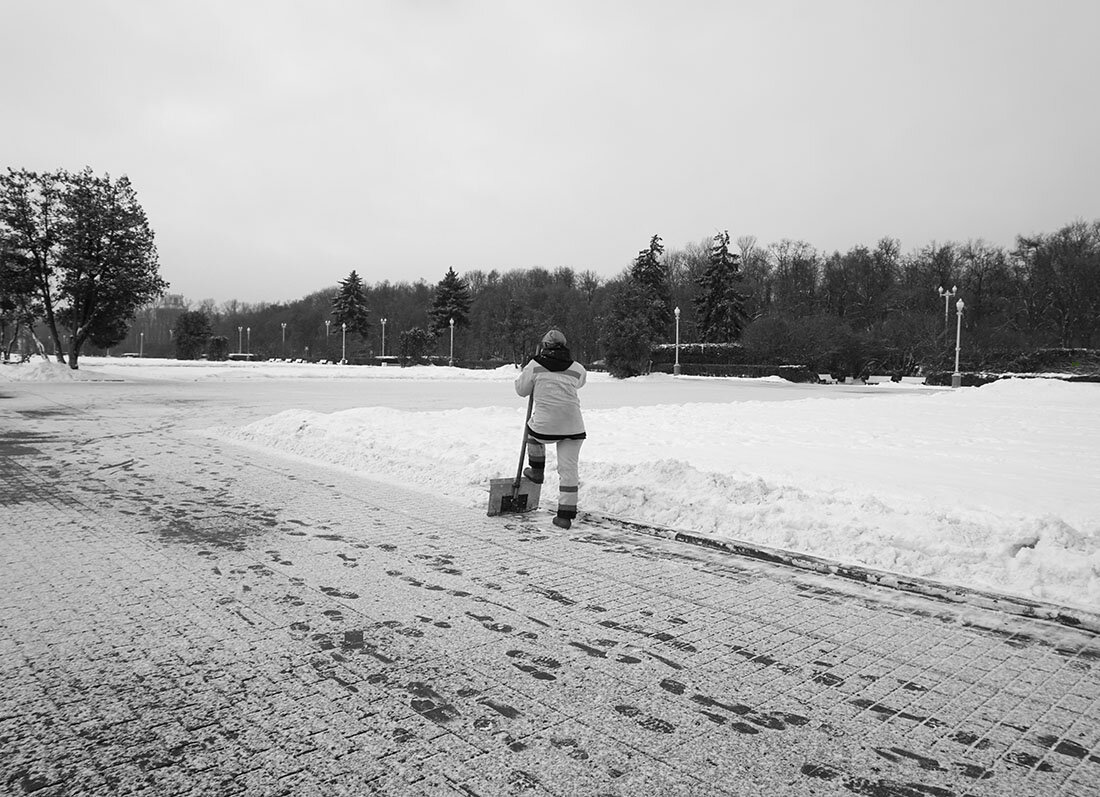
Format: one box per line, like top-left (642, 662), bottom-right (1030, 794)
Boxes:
top-left (5, 356), bottom-right (1098, 612)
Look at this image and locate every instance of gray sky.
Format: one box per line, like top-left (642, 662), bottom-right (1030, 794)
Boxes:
top-left (4, 0), bottom-right (1098, 304)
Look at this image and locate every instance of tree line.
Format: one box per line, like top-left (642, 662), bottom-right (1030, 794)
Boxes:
top-left (109, 219), bottom-right (1100, 378)
top-left (4, 165), bottom-right (1097, 376)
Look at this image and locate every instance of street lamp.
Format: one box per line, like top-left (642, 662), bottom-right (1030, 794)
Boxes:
top-left (246, 326), bottom-right (251, 355)
top-left (341, 322), bottom-right (347, 364)
top-left (380, 317), bottom-right (387, 359)
top-left (937, 285), bottom-right (957, 332)
top-left (237, 326), bottom-right (243, 354)
top-left (281, 322), bottom-right (287, 358)
top-left (952, 298), bottom-right (965, 388)
top-left (673, 306), bottom-right (681, 376)
top-left (324, 319), bottom-right (331, 362)
top-left (139, 331), bottom-right (144, 357)
top-left (449, 317), bottom-right (455, 366)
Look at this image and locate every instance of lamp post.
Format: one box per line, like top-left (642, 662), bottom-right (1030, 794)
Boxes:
top-left (139, 331), bottom-right (144, 358)
top-left (449, 317), bottom-right (455, 366)
top-left (324, 320), bottom-right (331, 361)
top-left (952, 298), bottom-right (964, 388)
top-left (341, 322), bottom-right (347, 364)
top-left (937, 285), bottom-right (957, 332)
top-left (380, 317), bottom-right (387, 359)
top-left (246, 326), bottom-right (251, 355)
top-left (237, 326), bottom-right (243, 354)
top-left (673, 306), bottom-right (681, 376)
top-left (281, 322), bottom-right (287, 358)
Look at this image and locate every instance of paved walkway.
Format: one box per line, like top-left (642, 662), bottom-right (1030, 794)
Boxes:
top-left (2, 381), bottom-right (1099, 796)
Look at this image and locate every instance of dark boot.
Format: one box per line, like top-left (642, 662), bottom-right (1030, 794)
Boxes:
top-left (552, 516), bottom-right (571, 529)
top-left (523, 467), bottom-right (544, 484)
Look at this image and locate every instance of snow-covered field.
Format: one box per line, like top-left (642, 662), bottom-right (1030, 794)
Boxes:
top-left (5, 356), bottom-right (1098, 612)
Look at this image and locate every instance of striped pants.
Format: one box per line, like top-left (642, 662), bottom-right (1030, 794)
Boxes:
top-left (526, 436), bottom-right (583, 520)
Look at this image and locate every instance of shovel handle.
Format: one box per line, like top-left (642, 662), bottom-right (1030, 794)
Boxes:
top-left (513, 390), bottom-right (534, 494)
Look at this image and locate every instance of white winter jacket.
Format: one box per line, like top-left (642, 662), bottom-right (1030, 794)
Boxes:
top-left (514, 351), bottom-right (587, 439)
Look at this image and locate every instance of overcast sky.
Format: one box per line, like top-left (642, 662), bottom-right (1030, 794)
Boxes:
top-left (4, 1), bottom-right (1098, 305)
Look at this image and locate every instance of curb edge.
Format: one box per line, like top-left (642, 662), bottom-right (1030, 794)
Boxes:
top-left (579, 510), bottom-right (1100, 637)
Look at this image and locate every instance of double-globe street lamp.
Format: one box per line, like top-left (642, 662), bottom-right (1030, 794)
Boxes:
top-left (937, 285), bottom-right (957, 333)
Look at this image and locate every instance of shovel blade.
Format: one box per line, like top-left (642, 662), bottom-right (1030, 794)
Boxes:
top-left (487, 477), bottom-right (541, 516)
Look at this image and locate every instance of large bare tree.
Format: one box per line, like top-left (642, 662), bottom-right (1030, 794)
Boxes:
top-left (0, 168), bottom-right (166, 368)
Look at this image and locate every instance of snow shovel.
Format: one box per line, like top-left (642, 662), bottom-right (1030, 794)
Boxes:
top-left (487, 391), bottom-right (542, 515)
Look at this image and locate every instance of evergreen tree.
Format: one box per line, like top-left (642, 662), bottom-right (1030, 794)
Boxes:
top-left (331, 270), bottom-right (371, 340)
top-left (207, 335), bottom-right (229, 361)
top-left (398, 326), bottom-right (436, 365)
top-left (428, 267), bottom-right (471, 333)
top-left (601, 280), bottom-right (658, 378)
top-left (602, 235), bottom-right (674, 378)
top-left (174, 310), bottom-right (212, 360)
top-left (629, 234), bottom-right (672, 334)
top-left (694, 230), bottom-right (749, 342)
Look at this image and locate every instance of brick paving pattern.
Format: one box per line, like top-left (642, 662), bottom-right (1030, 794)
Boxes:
top-left (1, 382), bottom-right (1099, 796)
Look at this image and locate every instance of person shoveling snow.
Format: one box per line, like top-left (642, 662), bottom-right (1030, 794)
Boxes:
top-left (514, 329), bottom-right (588, 529)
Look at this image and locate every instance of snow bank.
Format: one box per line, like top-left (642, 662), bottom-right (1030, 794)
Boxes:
top-left (210, 378), bottom-right (1100, 611)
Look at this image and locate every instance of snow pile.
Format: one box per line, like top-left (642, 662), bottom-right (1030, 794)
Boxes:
top-left (211, 377), bottom-right (1100, 611)
top-left (0, 360), bottom-right (112, 382)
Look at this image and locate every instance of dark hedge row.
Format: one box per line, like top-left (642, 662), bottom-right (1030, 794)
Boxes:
top-left (651, 343), bottom-right (750, 365)
top-left (649, 362), bottom-right (819, 381)
top-left (975, 348), bottom-right (1100, 373)
top-left (924, 371), bottom-right (1100, 386)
